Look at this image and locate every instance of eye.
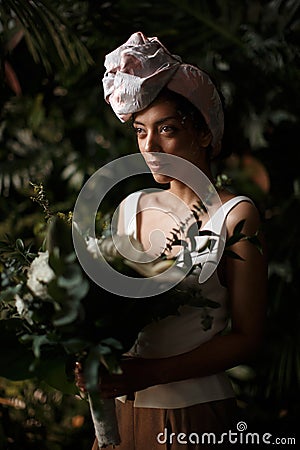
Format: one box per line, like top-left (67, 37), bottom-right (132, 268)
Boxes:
top-left (133, 126), bottom-right (146, 136)
top-left (160, 125), bottom-right (177, 134)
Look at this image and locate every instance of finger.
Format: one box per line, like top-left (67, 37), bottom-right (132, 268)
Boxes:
top-left (74, 363), bottom-right (87, 392)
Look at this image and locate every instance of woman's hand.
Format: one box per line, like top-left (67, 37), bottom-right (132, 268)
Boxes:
top-left (74, 357), bottom-right (159, 399)
top-left (74, 361), bottom-right (87, 394)
top-left (99, 356), bottom-right (158, 399)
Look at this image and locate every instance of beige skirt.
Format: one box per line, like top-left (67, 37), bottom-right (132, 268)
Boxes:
top-left (91, 397), bottom-right (238, 450)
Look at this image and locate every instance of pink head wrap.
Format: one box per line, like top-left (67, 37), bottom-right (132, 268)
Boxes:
top-left (103, 32), bottom-right (224, 156)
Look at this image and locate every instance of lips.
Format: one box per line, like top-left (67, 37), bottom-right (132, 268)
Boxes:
top-left (143, 153), bottom-right (170, 174)
top-left (147, 161), bottom-right (166, 173)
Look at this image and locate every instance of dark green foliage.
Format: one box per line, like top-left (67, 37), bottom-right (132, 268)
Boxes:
top-left (0, 0), bottom-right (299, 445)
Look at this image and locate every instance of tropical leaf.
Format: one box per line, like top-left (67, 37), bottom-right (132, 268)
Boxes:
top-left (1, 0), bottom-right (94, 74)
top-left (0, 0), bottom-right (299, 440)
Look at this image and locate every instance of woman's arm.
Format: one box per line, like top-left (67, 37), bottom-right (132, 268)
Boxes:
top-left (98, 201), bottom-right (268, 398)
top-left (157, 205), bottom-right (267, 382)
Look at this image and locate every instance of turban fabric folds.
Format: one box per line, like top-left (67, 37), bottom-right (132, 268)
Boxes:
top-left (103, 32), bottom-right (224, 156)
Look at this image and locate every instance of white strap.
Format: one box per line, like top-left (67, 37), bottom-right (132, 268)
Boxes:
top-left (198, 195), bottom-right (254, 283)
top-left (122, 192), bottom-right (254, 284)
top-left (203, 195), bottom-right (254, 232)
top-left (219, 195), bottom-right (254, 217)
top-left (123, 191), bottom-right (143, 238)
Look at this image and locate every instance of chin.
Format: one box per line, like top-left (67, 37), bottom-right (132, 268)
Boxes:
top-left (152, 173), bottom-right (173, 184)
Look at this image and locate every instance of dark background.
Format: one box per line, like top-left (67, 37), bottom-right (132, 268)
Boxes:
top-left (0, 0), bottom-right (299, 448)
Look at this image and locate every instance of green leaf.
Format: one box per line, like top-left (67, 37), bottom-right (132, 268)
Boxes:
top-left (3, 0), bottom-right (93, 74)
top-left (224, 249), bottom-right (245, 261)
top-left (101, 338), bottom-right (123, 351)
top-left (183, 247), bottom-right (193, 268)
top-left (47, 216), bottom-right (74, 256)
top-left (83, 347), bottom-right (101, 393)
top-left (0, 321), bottom-right (35, 380)
top-left (52, 304), bottom-right (79, 327)
top-left (0, 284), bottom-right (22, 302)
top-left (16, 238), bottom-right (25, 252)
top-left (246, 235), bottom-right (263, 254)
top-left (234, 219), bottom-right (246, 236)
top-left (62, 338), bottom-right (90, 354)
top-left (36, 357), bottom-right (77, 394)
top-left (226, 232), bottom-right (246, 248)
top-left (32, 334), bottom-right (51, 358)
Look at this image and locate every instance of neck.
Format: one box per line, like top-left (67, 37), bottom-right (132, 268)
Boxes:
top-left (168, 165), bottom-right (215, 207)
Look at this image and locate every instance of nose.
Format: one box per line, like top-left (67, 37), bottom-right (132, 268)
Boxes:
top-left (144, 130), bottom-right (161, 153)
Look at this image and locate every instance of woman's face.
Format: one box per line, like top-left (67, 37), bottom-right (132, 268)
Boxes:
top-left (133, 97), bottom-right (211, 184)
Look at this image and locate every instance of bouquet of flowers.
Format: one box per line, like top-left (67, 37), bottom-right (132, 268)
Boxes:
top-left (0, 212), bottom-right (215, 447)
top-left (0, 183), bottom-right (259, 447)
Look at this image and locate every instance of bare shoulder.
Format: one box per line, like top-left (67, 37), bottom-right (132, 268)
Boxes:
top-left (225, 196), bottom-right (261, 236)
top-left (218, 188), bottom-right (261, 235)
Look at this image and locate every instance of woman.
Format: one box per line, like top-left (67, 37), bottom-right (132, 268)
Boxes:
top-left (78, 32), bottom-right (267, 449)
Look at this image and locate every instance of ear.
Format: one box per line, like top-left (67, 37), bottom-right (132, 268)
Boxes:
top-left (198, 128), bottom-right (212, 148)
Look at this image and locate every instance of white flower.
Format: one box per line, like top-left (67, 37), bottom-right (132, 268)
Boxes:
top-left (99, 234), bottom-right (144, 263)
top-left (87, 234), bottom-right (183, 281)
top-left (14, 293), bottom-right (34, 324)
top-left (27, 251), bottom-right (55, 299)
top-left (15, 294), bottom-right (26, 315)
top-left (86, 237), bottom-right (101, 259)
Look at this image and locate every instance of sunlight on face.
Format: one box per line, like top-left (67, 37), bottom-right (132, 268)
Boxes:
top-left (133, 97), bottom-right (210, 184)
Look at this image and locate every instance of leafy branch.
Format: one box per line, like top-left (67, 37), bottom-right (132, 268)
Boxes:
top-left (225, 219), bottom-right (263, 261)
top-left (30, 182), bottom-right (72, 222)
top-left (162, 196), bottom-right (263, 263)
top-left (1, 0), bottom-right (94, 74)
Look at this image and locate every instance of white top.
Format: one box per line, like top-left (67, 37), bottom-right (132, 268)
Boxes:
top-left (118, 192), bottom-right (253, 408)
